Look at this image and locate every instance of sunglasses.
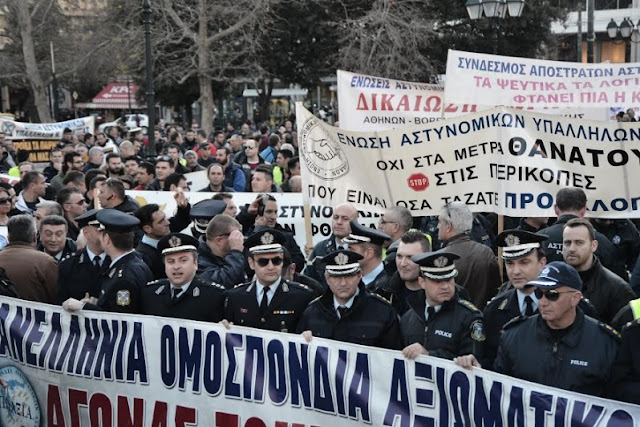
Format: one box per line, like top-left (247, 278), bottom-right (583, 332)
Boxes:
top-left (0, 198), bottom-right (10, 204)
top-left (255, 257), bottom-right (283, 267)
top-left (533, 288), bottom-right (576, 302)
top-left (244, 146), bottom-right (256, 150)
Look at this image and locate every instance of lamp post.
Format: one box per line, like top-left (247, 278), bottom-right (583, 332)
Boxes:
top-left (142, 0), bottom-right (156, 156)
top-left (465, 0), bottom-right (526, 54)
top-left (606, 17), bottom-right (640, 63)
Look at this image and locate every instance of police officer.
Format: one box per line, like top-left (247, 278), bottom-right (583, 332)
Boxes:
top-left (484, 230), bottom-right (600, 368)
top-left (190, 199), bottom-right (227, 240)
top-left (591, 218), bottom-right (640, 277)
top-left (610, 318), bottom-right (640, 403)
top-left (401, 252), bottom-right (485, 361)
top-left (63, 209), bottom-right (153, 313)
top-left (56, 209), bottom-right (109, 304)
top-left (491, 262), bottom-right (619, 397)
top-left (343, 220), bottom-right (391, 297)
top-left (223, 229), bottom-right (314, 333)
top-left (142, 233), bottom-right (226, 322)
top-left (297, 250), bottom-right (403, 350)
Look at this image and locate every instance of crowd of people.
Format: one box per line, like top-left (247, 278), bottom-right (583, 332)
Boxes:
top-left (0, 119), bottom-right (639, 406)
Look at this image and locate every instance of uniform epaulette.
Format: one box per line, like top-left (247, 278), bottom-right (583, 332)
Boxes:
top-left (62, 252), bottom-right (76, 261)
top-left (210, 282), bottom-right (226, 291)
top-left (502, 315), bottom-right (527, 330)
top-left (600, 322), bottom-right (622, 339)
top-left (146, 279), bottom-right (162, 286)
top-left (458, 299), bottom-right (481, 313)
top-left (234, 282), bottom-right (249, 289)
top-left (288, 280), bottom-right (311, 292)
top-left (372, 293), bottom-right (391, 305)
top-left (623, 318), bottom-right (640, 331)
top-left (309, 295), bottom-right (323, 305)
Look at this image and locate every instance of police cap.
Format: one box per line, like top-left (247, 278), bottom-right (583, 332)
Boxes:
top-left (412, 252), bottom-right (460, 281)
top-left (96, 208), bottom-right (140, 233)
top-left (190, 199), bottom-right (227, 234)
top-left (76, 208), bottom-right (101, 228)
top-left (495, 229), bottom-right (547, 260)
top-left (246, 228), bottom-right (286, 254)
top-left (158, 233), bottom-right (199, 256)
top-left (322, 250), bottom-right (363, 276)
top-left (343, 220), bottom-right (391, 247)
top-left (527, 261), bottom-right (583, 291)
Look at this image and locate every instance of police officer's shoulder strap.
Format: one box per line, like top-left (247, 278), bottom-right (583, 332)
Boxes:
top-left (457, 299), bottom-right (482, 314)
top-left (200, 279), bottom-right (225, 291)
top-left (146, 279), bottom-right (162, 286)
top-left (630, 298), bottom-right (640, 320)
top-left (599, 321), bottom-right (622, 340)
top-left (502, 315), bottom-right (527, 330)
top-left (309, 295), bottom-right (323, 305)
top-left (286, 280), bottom-right (312, 293)
top-left (372, 293), bottom-right (391, 305)
top-left (623, 318), bottom-right (640, 332)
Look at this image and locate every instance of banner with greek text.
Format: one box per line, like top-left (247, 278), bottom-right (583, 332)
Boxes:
top-left (338, 70), bottom-right (608, 132)
top-left (125, 191), bottom-right (380, 248)
top-left (445, 50), bottom-right (640, 108)
top-left (0, 117), bottom-right (95, 163)
top-left (296, 103), bottom-right (640, 218)
top-left (0, 297), bottom-right (637, 426)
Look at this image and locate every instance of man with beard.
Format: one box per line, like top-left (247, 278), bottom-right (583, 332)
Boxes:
top-left (142, 233), bottom-right (226, 322)
top-left (104, 153), bottom-right (125, 178)
top-left (146, 156), bottom-right (174, 191)
top-left (216, 147), bottom-right (245, 191)
top-left (97, 178), bottom-right (140, 213)
top-left (401, 253), bottom-right (485, 361)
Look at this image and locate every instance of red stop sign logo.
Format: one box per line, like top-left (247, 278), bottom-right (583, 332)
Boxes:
top-left (407, 173), bottom-right (429, 191)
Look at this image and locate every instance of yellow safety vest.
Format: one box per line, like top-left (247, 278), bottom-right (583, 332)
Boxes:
top-left (630, 298), bottom-right (640, 319)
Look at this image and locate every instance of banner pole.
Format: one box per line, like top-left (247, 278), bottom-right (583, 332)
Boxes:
top-left (303, 203), bottom-right (314, 266)
top-left (498, 214), bottom-right (504, 283)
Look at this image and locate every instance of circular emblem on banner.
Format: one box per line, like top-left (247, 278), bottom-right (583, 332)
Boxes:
top-left (300, 116), bottom-right (349, 180)
top-left (0, 366), bottom-right (41, 427)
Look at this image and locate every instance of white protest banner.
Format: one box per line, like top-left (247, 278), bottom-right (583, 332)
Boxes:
top-left (338, 70), bottom-right (609, 132)
top-left (0, 116), bottom-right (95, 163)
top-left (445, 49), bottom-right (640, 108)
top-left (0, 297), bottom-right (637, 426)
top-left (296, 103), bottom-right (640, 219)
top-left (126, 190), bottom-right (380, 247)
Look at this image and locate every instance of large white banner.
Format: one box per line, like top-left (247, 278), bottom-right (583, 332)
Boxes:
top-left (445, 50), bottom-right (640, 108)
top-left (126, 191), bottom-right (381, 248)
top-left (0, 297), bottom-right (637, 426)
top-left (296, 103), bottom-right (640, 218)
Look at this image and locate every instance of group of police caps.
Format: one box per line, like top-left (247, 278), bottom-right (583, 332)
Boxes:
top-left (60, 194), bottom-right (640, 406)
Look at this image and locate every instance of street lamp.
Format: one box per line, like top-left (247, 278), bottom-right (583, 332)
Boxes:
top-left (606, 18), bottom-right (640, 63)
top-left (465, 0), bottom-right (526, 54)
top-left (142, 0), bottom-right (156, 157)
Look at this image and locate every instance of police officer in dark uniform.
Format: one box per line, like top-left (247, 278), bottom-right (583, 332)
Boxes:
top-left (342, 220), bottom-right (392, 297)
top-left (223, 229), bottom-right (314, 333)
top-left (297, 250), bottom-right (403, 350)
top-left (610, 318), bottom-right (640, 403)
top-left (63, 209), bottom-right (153, 314)
top-left (490, 262), bottom-right (619, 397)
top-left (591, 218), bottom-right (640, 278)
top-left (142, 233), bottom-right (226, 322)
top-left (401, 252), bottom-right (485, 361)
top-left (190, 199), bottom-right (227, 240)
top-left (56, 209), bottom-right (110, 304)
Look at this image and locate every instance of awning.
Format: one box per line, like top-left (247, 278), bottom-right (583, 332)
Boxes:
top-left (76, 82), bottom-right (144, 109)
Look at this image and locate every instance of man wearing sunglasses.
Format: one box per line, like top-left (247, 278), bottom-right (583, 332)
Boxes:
top-left (223, 229), bottom-right (314, 333)
top-left (459, 261), bottom-right (619, 397)
top-left (297, 249), bottom-right (403, 350)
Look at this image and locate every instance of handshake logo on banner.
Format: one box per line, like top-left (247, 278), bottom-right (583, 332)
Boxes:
top-left (300, 115), bottom-right (350, 181)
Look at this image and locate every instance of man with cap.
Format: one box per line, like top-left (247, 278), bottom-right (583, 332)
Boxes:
top-left (63, 209), bottom-right (153, 313)
top-left (141, 233), bottom-right (226, 322)
top-left (223, 229), bottom-right (314, 333)
top-left (197, 214), bottom-right (246, 288)
top-left (401, 252), bottom-right (485, 361)
top-left (55, 209), bottom-right (109, 304)
top-left (461, 261), bottom-right (620, 397)
top-left (189, 199), bottom-right (228, 240)
top-left (342, 220), bottom-right (392, 298)
top-left (297, 249), bottom-right (402, 350)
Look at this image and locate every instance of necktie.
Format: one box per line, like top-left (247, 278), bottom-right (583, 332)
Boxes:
top-left (337, 306), bottom-right (348, 318)
top-left (93, 256), bottom-right (101, 271)
top-left (524, 296), bottom-right (535, 316)
top-left (427, 306), bottom-right (436, 321)
top-left (172, 287), bottom-right (180, 301)
top-left (260, 286), bottom-right (270, 316)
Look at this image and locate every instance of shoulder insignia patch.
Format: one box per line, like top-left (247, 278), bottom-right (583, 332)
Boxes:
top-left (116, 290), bottom-right (131, 306)
top-left (373, 293), bottom-right (391, 305)
top-left (155, 285), bottom-right (165, 295)
top-left (600, 322), bottom-right (621, 339)
top-left (193, 287), bottom-right (200, 297)
top-left (281, 281), bottom-right (289, 292)
top-left (458, 299), bottom-right (481, 313)
top-left (470, 320), bottom-right (485, 342)
top-left (503, 315), bottom-right (527, 330)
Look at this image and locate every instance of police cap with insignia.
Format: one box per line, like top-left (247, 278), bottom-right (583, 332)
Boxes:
top-left (245, 228), bottom-right (286, 254)
top-left (76, 208), bottom-right (101, 228)
top-left (96, 208), bottom-right (140, 233)
top-left (190, 199), bottom-right (227, 234)
top-left (322, 250), bottom-right (363, 276)
top-left (496, 229), bottom-right (547, 260)
top-left (343, 220), bottom-right (391, 247)
top-left (527, 261), bottom-right (583, 291)
top-left (158, 233), bottom-right (199, 256)
top-left (412, 252), bottom-right (460, 281)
